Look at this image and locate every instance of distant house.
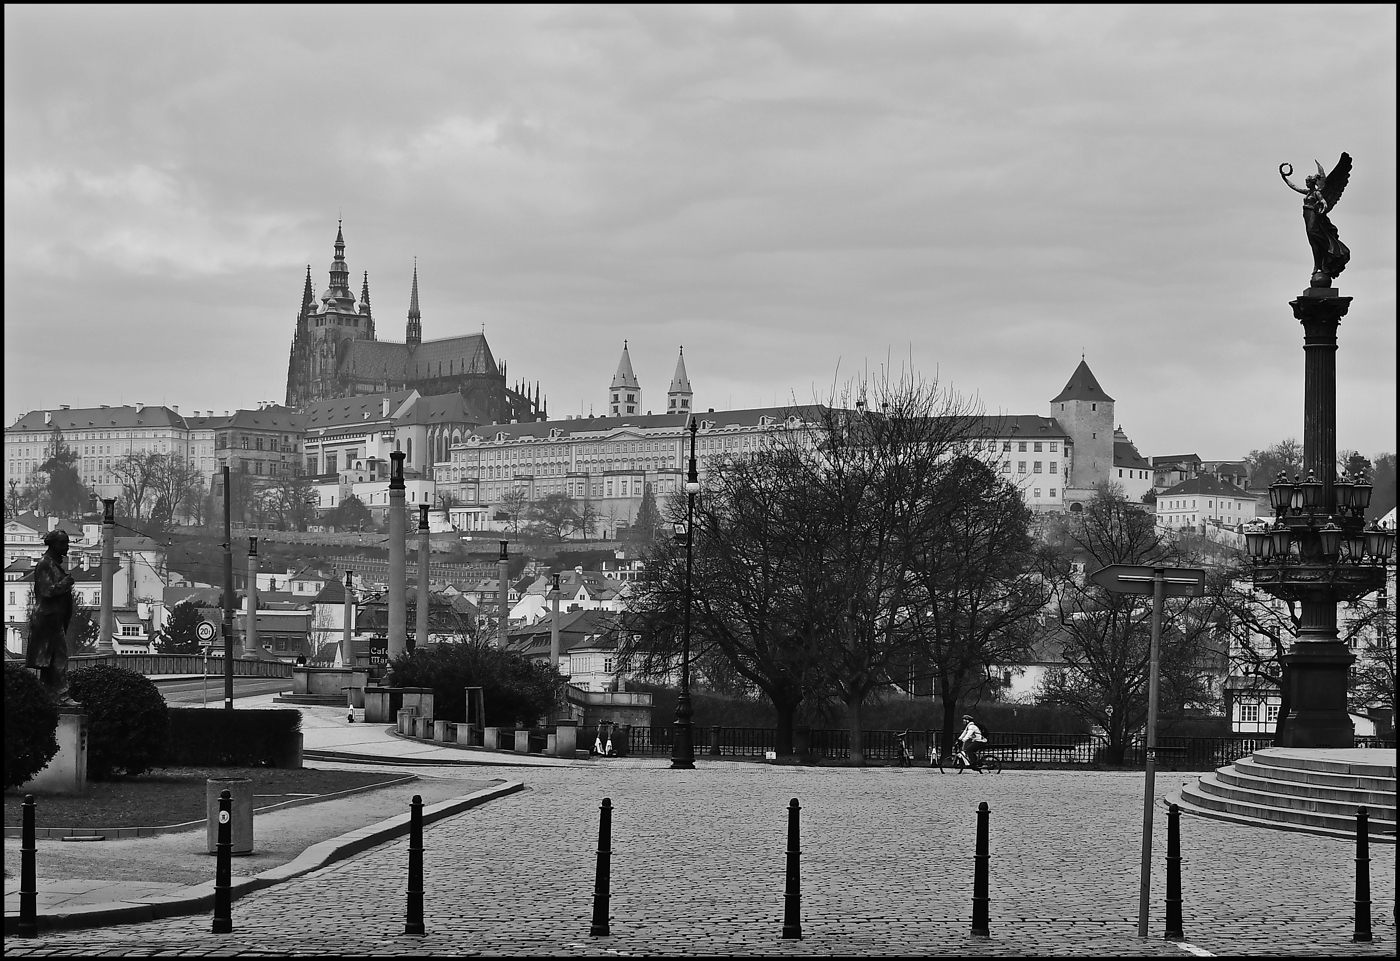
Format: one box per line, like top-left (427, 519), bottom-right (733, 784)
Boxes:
top-left (506, 609), bottom-right (625, 692)
top-left (1155, 475), bottom-right (1256, 532)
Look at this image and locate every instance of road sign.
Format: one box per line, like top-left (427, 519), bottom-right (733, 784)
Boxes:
top-left (1089, 565), bottom-right (1206, 597)
top-left (196, 621), bottom-right (217, 642)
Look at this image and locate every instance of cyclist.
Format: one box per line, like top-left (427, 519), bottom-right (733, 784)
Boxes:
top-left (957, 714), bottom-right (987, 769)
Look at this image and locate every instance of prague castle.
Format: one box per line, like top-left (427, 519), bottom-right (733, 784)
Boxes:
top-left (284, 225), bottom-right (543, 426)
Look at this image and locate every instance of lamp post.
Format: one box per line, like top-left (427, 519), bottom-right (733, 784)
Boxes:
top-left (1244, 277), bottom-right (1395, 746)
top-left (672, 415), bottom-right (700, 770)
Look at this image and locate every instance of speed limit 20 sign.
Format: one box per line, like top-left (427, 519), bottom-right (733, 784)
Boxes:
top-left (196, 621), bottom-right (216, 642)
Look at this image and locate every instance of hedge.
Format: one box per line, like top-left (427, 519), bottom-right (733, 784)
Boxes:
top-left (68, 665), bottom-right (169, 780)
top-left (163, 708), bottom-right (303, 767)
top-left (4, 663), bottom-right (60, 789)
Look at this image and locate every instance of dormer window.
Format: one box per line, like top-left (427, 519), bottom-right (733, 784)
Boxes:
top-left (700, 420), bottom-right (715, 431)
top-left (759, 415), bottom-right (776, 427)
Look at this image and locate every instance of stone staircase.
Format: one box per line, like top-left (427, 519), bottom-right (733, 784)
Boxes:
top-left (1170, 747), bottom-right (1396, 843)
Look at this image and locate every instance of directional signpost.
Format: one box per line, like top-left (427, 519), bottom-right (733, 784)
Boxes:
top-left (1089, 564), bottom-right (1206, 940)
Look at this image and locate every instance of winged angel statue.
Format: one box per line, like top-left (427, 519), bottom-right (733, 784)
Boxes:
top-left (1280, 152), bottom-right (1351, 287)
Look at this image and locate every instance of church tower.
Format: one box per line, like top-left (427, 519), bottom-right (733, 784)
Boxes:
top-left (667, 346), bottom-right (692, 414)
top-left (405, 260), bottom-right (422, 346)
top-left (1050, 358), bottom-right (1115, 493)
top-left (284, 223), bottom-right (376, 408)
top-left (609, 342), bottom-right (640, 417)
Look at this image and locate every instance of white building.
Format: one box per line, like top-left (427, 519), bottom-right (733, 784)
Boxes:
top-left (1155, 475), bottom-right (1256, 531)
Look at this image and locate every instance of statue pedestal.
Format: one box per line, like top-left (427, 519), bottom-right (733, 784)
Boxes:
top-left (21, 709), bottom-right (88, 794)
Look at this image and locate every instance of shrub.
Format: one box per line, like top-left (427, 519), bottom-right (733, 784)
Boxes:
top-left (67, 665), bottom-right (169, 779)
top-left (4, 663), bottom-right (60, 789)
top-left (163, 708), bottom-right (302, 767)
top-left (389, 643), bottom-right (566, 726)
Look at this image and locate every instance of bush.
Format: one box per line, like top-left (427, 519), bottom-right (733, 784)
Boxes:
top-left (4, 663), bottom-right (60, 789)
top-left (163, 708), bottom-right (302, 767)
top-left (389, 643), bottom-right (566, 727)
top-left (67, 665), bottom-right (169, 779)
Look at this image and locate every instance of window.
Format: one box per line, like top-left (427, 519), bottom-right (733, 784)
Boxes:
top-left (1017, 461), bottom-right (1027, 474)
top-left (256, 438), bottom-right (264, 451)
top-left (1050, 462), bottom-right (1058, 474)
top-left (1265, 704), bottom-right (1280, 723)
top-left (121, 625), bottom-right (140, 637)
top-left (1018, 442), bottom-right (1027, 452)
top-left (1240, 703), bottom-right (1259, 723)
top-left (1034, 462), bottom-right (1042, 473)
top-left (1033, 488), bottom-right (1041, 498)
top-left (1034, 442), bottom-right (1042, 452)
top-left (1000, 460), bottom-right (1010, 473)
top-left (604, 658), bottom-right (614, 673)
top-left (1049, 489), bottom-right (1056, 498)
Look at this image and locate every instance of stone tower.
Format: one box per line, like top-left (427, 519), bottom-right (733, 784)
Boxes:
top-left (609, 342), bottom-right (640, 417)
top-left (284, 223), bottom-right (375, 408)
top-left (667, 346), bottom-right (693, 414)
top-left (1050, 358), bottom-right (1114, 493)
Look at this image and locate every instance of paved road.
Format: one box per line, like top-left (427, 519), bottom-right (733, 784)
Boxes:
top-left (5, 764), bottom-right (1393, 956)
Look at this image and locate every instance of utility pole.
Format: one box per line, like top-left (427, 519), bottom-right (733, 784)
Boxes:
top-left (245, 537), bottom-right (258, 657)
top-left (387, 451), bottom-right (407, 660)
top-left (97, 498), bottom-right (116, 655)
top-left (415, 504), bottom-right (430, 652)
top-left (497, 540), bottom-right (509, 648)
top-left (221, 466), bottom-right (234, 709)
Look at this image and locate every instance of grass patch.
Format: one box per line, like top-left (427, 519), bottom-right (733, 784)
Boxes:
top-left (3, 767), bottom-right (404, 829)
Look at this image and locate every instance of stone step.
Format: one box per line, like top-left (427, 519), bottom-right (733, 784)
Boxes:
top-left (1233, 757), bottom-right (1396, 793)
top-left (273, 693), bottom-right (347, 706)
top-left (1218, 766), bottom-right (1398, 808)
top-left (1250, 747), bottom-right (1397, 779)
top-left (1167, 788), bottom-right (1395, 844)
top-left (1181, 777), bottom-right (1396, 836)
top-left (1198, 773), bottom-right (1397, 823)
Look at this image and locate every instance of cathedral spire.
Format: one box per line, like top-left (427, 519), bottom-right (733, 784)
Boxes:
top-left (405, 259), bottom-right (422, 346)
top-left (667, 345), bottom-right (693, 413)
top-left (609, 341), bottom-right (641, 417)
top-left (360, 271), bottom-right (372, 313)
top-left (323, 221), bottom-right (354, 310)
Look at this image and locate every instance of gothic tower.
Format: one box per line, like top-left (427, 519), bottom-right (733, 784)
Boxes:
top-left (405, 260), bottom-right (422, 346)
top-left (609, 341), bottom-right (641, 417)
top-left (1050, 358), bottom-right (1115, 493)
top-left (667, 346), bottom-right (692, 414)
top-left (284, 223), bottom-right (376, 407)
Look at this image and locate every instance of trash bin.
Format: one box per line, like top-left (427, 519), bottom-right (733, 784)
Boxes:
top-left (206, 777), bottom-right (254, 855)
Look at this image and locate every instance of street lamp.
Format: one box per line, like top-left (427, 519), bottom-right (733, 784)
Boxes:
top-left (672, 415), bottom-right (701, 770)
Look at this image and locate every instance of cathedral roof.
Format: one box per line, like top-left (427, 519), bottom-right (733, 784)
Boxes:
top-left (668, 347), bottom-right (692, 394)
top-left (1050, 360), bottom-right (1114, 404)
top-left (610, 342), bottom-right (639, 390)
top-left (339, 334), bottom-right (496, 384)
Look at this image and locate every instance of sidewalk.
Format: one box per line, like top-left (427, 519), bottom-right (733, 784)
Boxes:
top-left (4, 775), bottom-right (520, 935)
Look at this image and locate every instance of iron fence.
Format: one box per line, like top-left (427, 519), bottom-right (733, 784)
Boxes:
top-left (573, 724), bottom-right (1382, 767)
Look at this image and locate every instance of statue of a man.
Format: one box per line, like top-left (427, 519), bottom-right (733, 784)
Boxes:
top-left (1280, 153), bottom-right (1352, 287)
top-left (26, 529), bottom-right (77, 704)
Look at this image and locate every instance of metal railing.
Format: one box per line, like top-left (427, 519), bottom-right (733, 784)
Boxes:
top-left (68, 654), bottom-right (294, 678)
top-left (574, 726), bottom-right (1384, 767)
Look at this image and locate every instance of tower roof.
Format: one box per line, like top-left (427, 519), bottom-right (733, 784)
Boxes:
top-left (610, 341), bottom-right (639, 390)
top-left (1050, 359), bottom-right (1114, 403)
top-left (408, 260), bottom-right (421, 320)
top-left (668, 346), bottom-right (691, 394)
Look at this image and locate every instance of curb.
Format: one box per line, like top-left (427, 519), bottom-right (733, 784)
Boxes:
top-left (2, 774), bottom-right (419, 841)
top-left (4, 779), bottom-right (525, 936)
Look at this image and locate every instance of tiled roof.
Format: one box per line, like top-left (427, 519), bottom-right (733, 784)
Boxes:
top-left (1050, 360), bottom-right (1114, 404)
top-left (301, 390), bottom-right (416, 430)
top-left (1113, 441), bottom-right (1152, 471)
top-left (508, 608), bottom-right (621, 654)
top-left (1152, 454), bottom-right (1202, 467)
top-left (970, 414), bottom-right (1069, 437)
top-left (340, 334), bottom-right (496, 385)
top-left (8, 406), bottom-right (186, 431)
top-left (465, 406), bottom-right (830, 442)
top-left (1157, 475), bottom-right (1253, 498)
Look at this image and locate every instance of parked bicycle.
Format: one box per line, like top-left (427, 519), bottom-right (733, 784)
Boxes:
top-left (894, 730), bottom-right (914, 767)
top-left (935, 739), bottom-right (1001, 774)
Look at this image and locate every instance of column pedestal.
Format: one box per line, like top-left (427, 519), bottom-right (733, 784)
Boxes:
top-left (1276, 642), bottom-right (1356, 748)
top-left (21, 710), bottom-right (88, 794)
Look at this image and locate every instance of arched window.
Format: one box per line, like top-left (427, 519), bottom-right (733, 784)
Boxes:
top-left (406, 438), bottom-right (413, 465)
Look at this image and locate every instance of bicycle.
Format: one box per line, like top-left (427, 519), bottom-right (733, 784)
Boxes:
top-left (893, 730), bottom-right (914, 767)
top-left (935, 740), bottom-right (1001, 774)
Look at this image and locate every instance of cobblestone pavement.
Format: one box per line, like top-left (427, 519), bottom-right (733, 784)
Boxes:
top-left (5, 763), bottom-right (1393, 957)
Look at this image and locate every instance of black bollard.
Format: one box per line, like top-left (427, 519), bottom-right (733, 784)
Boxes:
top-left (1354, 806), bottom-right (1371, 943)
top-left (17, 795), bottom-right (37, 937)
top-left (212, 790), bottom-right (232, 933)
top-left (590, 798), bottom-right (612, 936)
top-left (971, 801), bottom-right (990, 937)
top-left (782, 798), bottom-right (802, 939)
top-left (405, 794), bottom-right (425, 935)
top-left (1165, 803), bottom-right (1183, 941)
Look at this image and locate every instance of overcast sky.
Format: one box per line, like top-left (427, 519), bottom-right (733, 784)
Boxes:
top-left (5, 6), bottom-right (1395, 460)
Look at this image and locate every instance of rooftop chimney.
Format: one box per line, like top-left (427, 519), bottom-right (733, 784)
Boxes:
top-left (60, 404), bottom-right (70, 410)
top-left (382, 398), bottom-right (390, 418)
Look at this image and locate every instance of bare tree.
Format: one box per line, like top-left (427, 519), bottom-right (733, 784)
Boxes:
top-left (1038, 485), bottom-right (1224, 763)
top-left (500, 486), bottom-right (528, 535)
top-left (111, 451), bottom-right (165, 522)
top-left (262, 469), bottom-right (319, 532)
top-left (149, 454), bottom-right (202, 530)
